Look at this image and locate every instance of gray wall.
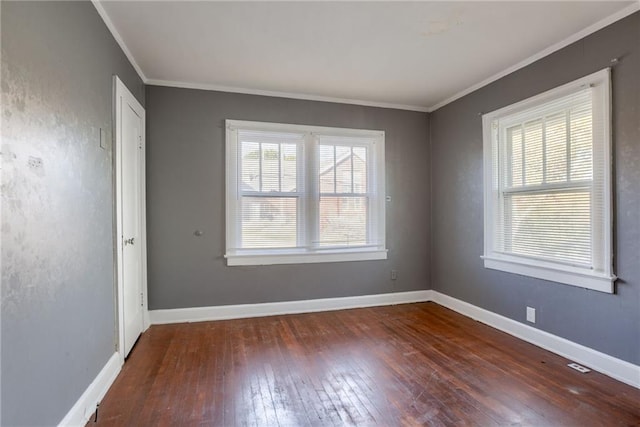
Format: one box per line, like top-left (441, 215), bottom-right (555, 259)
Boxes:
top-left (1, 1), bottom-right (144, 425)
top-left (430, 12), bottom-right (640, 365)
top-left (146, 87), bottom-right (430, 310)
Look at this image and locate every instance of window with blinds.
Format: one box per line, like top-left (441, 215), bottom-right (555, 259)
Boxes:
top-left (482, 69), bottom-right (615, 293)
top-left (226, 120), bottom-right (386, 266)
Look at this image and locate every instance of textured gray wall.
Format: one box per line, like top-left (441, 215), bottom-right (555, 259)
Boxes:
top-left (1, 1), bottom-right (144, 425)
top-left (146, 86), bottom-right (430, 310)
top-left (430, 13), bottom-right (640, 365)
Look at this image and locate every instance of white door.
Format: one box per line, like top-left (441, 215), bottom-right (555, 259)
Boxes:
top-left (115, 77), bottom-right (146, 358)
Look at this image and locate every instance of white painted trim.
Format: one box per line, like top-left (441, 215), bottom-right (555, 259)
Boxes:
top-left (58, 353), bottom-right (122, 427)
top-left (481, 69), bottom-right (614, 293)
top-left (226, 119), bottom-right (386, 137)
top-left (139, 104), bottom-right (150, 333)
top-left (147, 79), bottom-right (430, 112)
top-left (149, 290), bottom-right (432, 325)
top-left (427, 2), bottom-right (640, 112)
top-left (430, 291), bottom-right (640, 390)
top-left (225, 119), bottom-right (387, 265)
top-left (114, 76), bottom-right (149, 364)
top-left (91, 1), bottom-right (146, 82)
top-left (483, 256), bottom-right (615, 293)
top-left (227, 250), bottom-right (388, 266)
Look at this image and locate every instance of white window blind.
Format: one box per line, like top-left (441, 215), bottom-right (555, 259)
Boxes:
top-left (226, 120), bottom-right (386, 266)
top-left (482, 69), bottom-right (614, 293)
top-left (237, 130), bottom-right (303, 249)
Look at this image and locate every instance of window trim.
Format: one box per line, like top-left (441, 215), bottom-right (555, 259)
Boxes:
top-left (482, 69), bottom-right (615, 293)
top-left (225, 119), bottom-right (387, 266)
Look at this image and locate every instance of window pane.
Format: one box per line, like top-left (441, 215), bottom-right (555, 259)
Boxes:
top-left (319, 196), bottom-right (367, 246)
top-left (507, 125), bottom-right (523, 188)
top-left (335, 146), bottom-right (352, 193)
top-left (545, 113), bottom-right (568, 183)
top-left (523, 120), bottom-right (543, 185)
top-left (320, 145), bottom-right (367, 194)
top-left (570, 105), bottom-right (593, 181)
top-left (353, 147), bottom-right (367, 193)
top-left (505, 191), bottom-right (591, 265)
top-left (281, 143), bottom-right (297, 192)
top-left (241, 197), bottom-right (297, 248)
top-left (261, 143), bottom-right (280, 192)
top-left (241, 142), bottom-right (260, 191)
top-left (319, 145), bottom-right (335, 193)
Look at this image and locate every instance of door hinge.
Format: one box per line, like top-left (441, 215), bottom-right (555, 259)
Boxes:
top-left (140, 292), bottom-right (144, 307)
top-left (138, 135), bottom-right (143, 149)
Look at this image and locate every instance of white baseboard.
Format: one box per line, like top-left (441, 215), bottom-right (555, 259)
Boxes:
top-left (430, 291), bottom-right (640, 389)
top-left (58, 352), bottom-right (122, 427)
top-left (53, 290), bottom-right (638, 426)
top-left (147, 288), bottom-right (640, 391)
top-left (149, 290), bottom-right (432, 325)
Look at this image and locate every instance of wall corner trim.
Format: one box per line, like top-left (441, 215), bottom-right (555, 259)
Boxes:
top-left (58, 352), bottom-right (122, 427)
top-left (149, 290), bottom-right (434, 325)
top-left (430, 291), bottom-right (640, 390)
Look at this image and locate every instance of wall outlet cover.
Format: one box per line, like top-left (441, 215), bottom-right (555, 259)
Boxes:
top-left (526, 306), bottom-right (536, 323)
top-left (568, 362), bottom-right (591, 373)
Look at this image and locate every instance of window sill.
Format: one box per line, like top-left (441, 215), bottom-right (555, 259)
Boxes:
top-left (482, 254), bottom-right (615, 293)
top-left (226, 249), bottom-right (388, 266)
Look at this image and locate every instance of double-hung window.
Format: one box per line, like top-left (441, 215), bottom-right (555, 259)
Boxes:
top-left (225, 120), bottom-right (386, 266)
top-left (482, 69), bottom-right (615, 293)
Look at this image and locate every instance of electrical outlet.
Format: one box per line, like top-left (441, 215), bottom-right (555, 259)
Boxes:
top-left (391, 270), bottom-right (398, 280)
top-left (526, 306), bottom-right (536, 323)
top-left (568, 362), bottom-right (591, 373)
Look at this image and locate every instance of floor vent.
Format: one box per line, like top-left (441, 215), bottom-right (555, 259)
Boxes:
top-left (568, 362), bottom-right (591, 373)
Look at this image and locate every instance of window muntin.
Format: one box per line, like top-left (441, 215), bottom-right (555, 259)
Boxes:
top-left (226, 121), bottom-right (386, 265)
top-left (482, 69), bottom-right (614, 293)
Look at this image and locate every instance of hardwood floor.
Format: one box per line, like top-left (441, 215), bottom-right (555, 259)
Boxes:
top-left (90, 303), bottom-right (640, 426)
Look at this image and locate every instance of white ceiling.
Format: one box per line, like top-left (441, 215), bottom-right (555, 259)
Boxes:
top-left (97, 1), bottom-right (637, 111)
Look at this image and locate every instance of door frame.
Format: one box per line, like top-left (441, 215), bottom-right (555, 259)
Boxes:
top-left (114, 75), bottom-right (149, 363)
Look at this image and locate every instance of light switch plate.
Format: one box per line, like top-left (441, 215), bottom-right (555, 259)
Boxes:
top-left (99, 127), bottom-right (107, 149)
top-left (526, 306), bottom-right (536, 323)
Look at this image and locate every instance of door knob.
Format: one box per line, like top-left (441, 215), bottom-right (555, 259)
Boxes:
top-left (124, 237), bottom-right (135, 246)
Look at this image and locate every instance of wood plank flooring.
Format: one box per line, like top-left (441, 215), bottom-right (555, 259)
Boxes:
top-left (90, 303), bottom-right (640, 426)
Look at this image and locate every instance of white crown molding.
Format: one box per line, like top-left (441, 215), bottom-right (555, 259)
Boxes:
top-left (58, 352), bottom-right (122, 427)
top-left (426, 2), bottom-right (640, 112)
top-left (149, 290), bottom-right (433, 324)
top-left (91, 0), bottom-right (147, 82)
top-left (430, 291), bottom-right (640, 390)
top-left (145, 79), bottom-right (430, 112)
top-left (92, 0), bottom-right (637, 114)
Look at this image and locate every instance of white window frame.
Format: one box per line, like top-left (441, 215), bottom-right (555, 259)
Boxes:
top-left (482, 69), bottom-right (615, 293)
top-left (225, 119), bottom-right (387, 266)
